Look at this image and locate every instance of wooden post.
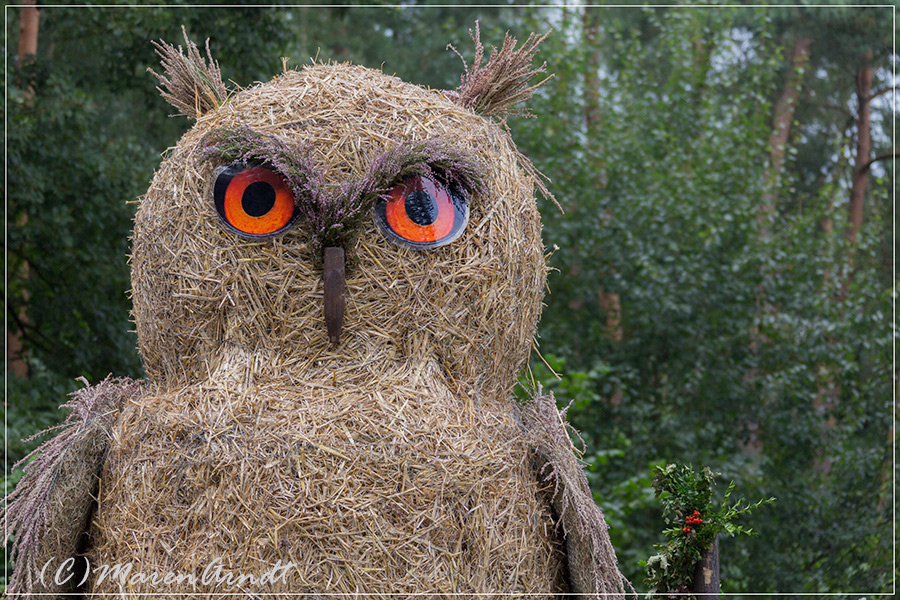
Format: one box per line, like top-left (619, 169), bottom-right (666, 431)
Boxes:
top-left (692, 534), bottom-right (720, 598)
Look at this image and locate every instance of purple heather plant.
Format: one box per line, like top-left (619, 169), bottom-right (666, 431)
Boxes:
top-left (201, 124), bottom-right (322, 201)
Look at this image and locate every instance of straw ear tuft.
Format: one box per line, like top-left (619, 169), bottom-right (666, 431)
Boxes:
top-left (447, 22), bottom-right (553, 119)
top-left (149, 26), bottom-right (228, 119)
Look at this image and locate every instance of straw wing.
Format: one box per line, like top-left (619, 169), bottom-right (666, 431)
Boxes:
top-left (522, 390), bottom-right (634, 598)
top-left (2, 377), bottom-right (140, 596)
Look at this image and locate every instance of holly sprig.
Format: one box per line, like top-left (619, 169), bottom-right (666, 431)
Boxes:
top-left (641, 464), bottom-right (775, 597)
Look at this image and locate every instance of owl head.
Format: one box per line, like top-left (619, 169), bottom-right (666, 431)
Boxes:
top-left (132, 26), bottom-right (553, 401)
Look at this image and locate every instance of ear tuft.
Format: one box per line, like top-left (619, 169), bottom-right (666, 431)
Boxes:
top-left (447, 21), bottom-right (553, 119)
top-left (148, 26), bottom-right (228, 119)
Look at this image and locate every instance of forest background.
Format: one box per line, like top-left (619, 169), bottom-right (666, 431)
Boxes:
top-left (3, 1), bottom-right (896, 596)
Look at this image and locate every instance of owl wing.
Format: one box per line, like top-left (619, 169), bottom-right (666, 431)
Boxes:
top-left (2, 376), bottom-right (139, 597)
top-left (520, 390), bottom-right (633, 600)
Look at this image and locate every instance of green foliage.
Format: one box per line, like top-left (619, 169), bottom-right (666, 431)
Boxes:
top-left (641, 464), bottom-right (775, 596)
top-left (515, 4), bottom-right (893, 593)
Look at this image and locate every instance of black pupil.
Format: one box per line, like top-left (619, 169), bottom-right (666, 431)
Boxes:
top-left (405, 190), bottom-right (438, 226)
top-left (242, 181), bottom-right (276, 217)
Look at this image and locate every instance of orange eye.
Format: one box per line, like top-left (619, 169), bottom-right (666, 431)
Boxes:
top-left (374, 176), bottom-right (468, 249)
top-left (213, 164), bottom-right (296, 237)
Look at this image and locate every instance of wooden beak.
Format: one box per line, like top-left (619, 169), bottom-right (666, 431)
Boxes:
top-left (323, 247), bottom-right (346, 346)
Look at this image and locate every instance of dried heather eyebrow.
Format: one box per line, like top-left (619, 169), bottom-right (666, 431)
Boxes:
top-left (365, 137), bottom-right (488, 199)
top-left (200, 125), bottom-right (322, 200)
top-left (198, 131), bottom-right (488, 258)
top-left (149, 26), bottom-right (228, 119)
top-left (298, 138), bottom-right (486, 257)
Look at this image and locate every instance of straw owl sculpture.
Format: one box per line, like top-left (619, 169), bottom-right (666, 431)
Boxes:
top-left (3, 27), bottom-right (630, 598)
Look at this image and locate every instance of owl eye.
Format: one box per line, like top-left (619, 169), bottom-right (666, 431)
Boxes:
top-left (212, 164), bottom-right (296, 237)
top-left (373, 176), bottom-right (469, 249)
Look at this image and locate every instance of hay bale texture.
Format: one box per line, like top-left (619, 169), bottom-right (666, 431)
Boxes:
top-left (8, 28), bottom-right (630, 599)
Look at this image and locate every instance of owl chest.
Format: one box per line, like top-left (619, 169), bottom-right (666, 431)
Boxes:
top-left (90, 390), bottom-right (564, 595)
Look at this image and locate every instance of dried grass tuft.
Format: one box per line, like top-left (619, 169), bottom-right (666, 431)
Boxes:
top-left (149, 26), bottom-right (228, 118)
top-left (448, 21), bottom-right (553, 119)
top-left (2, 376), bottom-right (140, 595)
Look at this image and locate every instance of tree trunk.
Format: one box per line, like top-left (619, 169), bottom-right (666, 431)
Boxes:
top-left (846, 51), bottom-right (873, 244)
top-left (690, 25), bottom-right (715, 109)
top-left (18, 1), bottom-right (39, 59)
top-left (692, 535), bottom-right (720, 598)
top-left (835, 51), bottom-right (875, 304)
top-left (9, 1), bottom-right (40, 379)
top-left (759, 36), bottom-right (811, 238)
top-left (582, 1), bottom-right (602, 137)
top-left (7, 325), bottom-right (28, 379)
top-left (747, 37), bottom-right (812, 444)
top-left (582, 2), bottom-right (622, 347)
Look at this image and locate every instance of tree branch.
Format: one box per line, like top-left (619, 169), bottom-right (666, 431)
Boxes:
top-left (869, 86), bottom-right (898, 101)
top-left (4, 302), bottom-right (56, 355)
top-left (860, 152), bottom-right (898, 175)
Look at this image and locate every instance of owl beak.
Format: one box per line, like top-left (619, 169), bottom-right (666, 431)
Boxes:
top-left (323, 247), bottom-right (346, 346)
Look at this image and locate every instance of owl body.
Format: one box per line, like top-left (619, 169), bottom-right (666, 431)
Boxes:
top-left (87, 65), bottom-right (560, 596)
top-left (90, 351), bottom-right (566, 596)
